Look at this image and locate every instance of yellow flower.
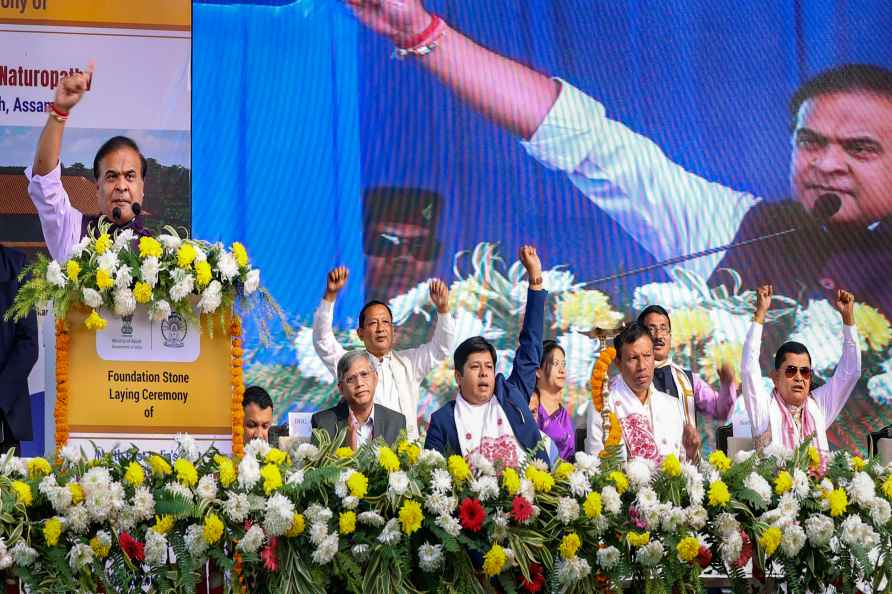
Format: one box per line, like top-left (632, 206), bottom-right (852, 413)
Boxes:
top-left (153, 514), bottom-right (174, 535)
top-left (231, 242), bottom-right (249, 268)
top-left (44, 517), bottom-right (63, 547)
top-left (559, 532), bottom-right (582, 559)
top-left (448, 455), bottom-right (471, 483)
top-left (677, 536), bottom-right (700, 562)
top-left (148, 454), bottom-right (171, 477)
top-left (95, 268), bottom-right (114, 290)
top-left (94, 233), bottom-right (112, 255)
top-left (708, 450), bottom-right (732, 472)
top-left (855, 303), bottom-right (892, 351)
top-left (346, 471), bottom-right (368, 499)
top-left (825, 487), bottom-right (848, 517)
top-left (525, 466), bottom-right (555, 493)
top-left (90, 534), bottom-right (110, 558)
top-left (482, 544), bottom-right (507, 577)
top-left (554, 462), bottom-right (575, 481)
top-left (758, 526), bottom-right (782, 557)
top-left (851, 456), bottom-right (866, 472)
top-left (583, 492), bottom-right (603, 519)
top-left (214, 455), bottom-right (236, 487)
top-left (502, 468), bottom-right (520, 496)
top-left (339, 511), bottom-right (357, 535)
top-left (174, 458), bottom-right (198, 487)
top-left (68, 482), bottom-right (84, 505)
top-left (698, 342), bottom-right (743, 385)
top-left (399, 500), bottom-right (424, 535)
top-left (264, 448), bottom-right (288, 465)
top-left (84, 309), bottom-right (107, 331)
top-left (177, 243), bottom-right (197, 268)
top-left (398, 440), bottom-right (421, 465)
top-left (626, 531), bottom-right (651, 548)
top-left (66, 259), bottom-right (81, 282)
top-left (124, 461), bottom-right (145, 487)
top-left (139, 236), bottom-right (162, 259)
top-left (883, 475), bottom-right (892, 500)
top-left (335, 447), bottom-right (354, 459)
top-left (203, 512), bottom-right (224, 544)
top-left (260, 463), bottom-right (283, 495)
top-left (661, 453), bottom-right (682, 478)
top-left (671, 308), bottom-right (714, 348)
top-left (12, 481), bottom-right (32, 506)
top-left (774, 471), bottom-right (793, 495)
top-left (133, 281), bottom-right (152, 304)
top-left (287, 513), bottom-right (305, 537)
top-left (27, 457), bottom-right (52, 479)
top-left (808, 446), bottom-right (821, 470)
top-left (554, 289), bottom-right (622, 332)
top-left (378, 446), bottom-right (400, 472)
top-left (608, 471), bottom-right (629, 494)
top-left (708, 480), bottom-right (731, 507)
top-left (195, 260), bottom-right (212, 288)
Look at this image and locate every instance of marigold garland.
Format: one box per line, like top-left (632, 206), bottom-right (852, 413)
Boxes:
top-left (230, 314), bottom-right (245, 457)
top-left (54, 319), bottom-right (70, 450)
top-left (589, 346), bottom-right (621, 453)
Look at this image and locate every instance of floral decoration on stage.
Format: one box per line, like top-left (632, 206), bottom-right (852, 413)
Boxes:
top-left (1, 434), bottom-right (891, 593)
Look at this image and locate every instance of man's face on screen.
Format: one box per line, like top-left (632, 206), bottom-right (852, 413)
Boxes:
top-left (791, 91), bottom-right (892, 225)
top-left (364, 222), bottom-right (438, 301)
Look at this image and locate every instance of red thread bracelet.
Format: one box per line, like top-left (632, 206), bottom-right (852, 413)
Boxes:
top-left (398, 14), bottom-right (442, 50)
top-left (50, 103), bottom-right (69, 117)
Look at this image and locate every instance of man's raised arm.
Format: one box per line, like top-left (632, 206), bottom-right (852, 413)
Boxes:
top-left (347, 0), bottom-right (559, 140)
top-left (312, 266), bottom-right (351, 378)
top-left (506, 245), bottom-right (545, 399)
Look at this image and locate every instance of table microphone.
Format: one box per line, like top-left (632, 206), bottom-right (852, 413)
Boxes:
top-left (132, 202), bottom-right (142, 216)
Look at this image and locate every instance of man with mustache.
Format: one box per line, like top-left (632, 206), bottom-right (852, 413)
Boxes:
top-left (743, 285), bottom-right (860, 457)
top-left (637, 305), bottom-right (738, 456)
top-left (26, 65), bottom-right (151, 261)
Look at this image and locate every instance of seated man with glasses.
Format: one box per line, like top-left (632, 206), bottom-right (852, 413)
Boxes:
top-left (743, 284), bottom-right (860, 460)
top-left (311, 350), bottom-right (407, 449)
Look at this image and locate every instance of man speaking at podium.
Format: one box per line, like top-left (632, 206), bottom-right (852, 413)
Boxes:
top-left (25, 64), bottom-right (152, 262)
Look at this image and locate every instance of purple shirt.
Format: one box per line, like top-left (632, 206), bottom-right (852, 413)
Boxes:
top-left (537, 403), bottom-right (575, 461)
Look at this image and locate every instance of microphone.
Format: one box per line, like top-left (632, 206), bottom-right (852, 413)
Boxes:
top-left (587, 193), bottom-right (842, 286)
top-left (132, 202), bottom-right (142, 216)
top-left (112, 206), bottom-right (122, 221)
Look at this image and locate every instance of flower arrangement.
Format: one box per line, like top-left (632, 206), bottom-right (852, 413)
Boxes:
top-left (1, 435), bottom-right (891, 593)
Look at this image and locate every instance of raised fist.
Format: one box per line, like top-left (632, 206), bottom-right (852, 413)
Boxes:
top-left (519, 245), bottom-right (542, 285)
top-left (324, 266), bottom-right (349, 302)
top-left (834, 289), bottom-right (855, 326)
top-left (346, 0), bottom-right (433, 47)
top-left (429, 278), bottom-right (449, 313)
top-left (53, 62), bottom-right (94, 112)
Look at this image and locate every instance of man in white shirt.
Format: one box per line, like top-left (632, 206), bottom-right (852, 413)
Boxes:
top-left (742, 285), bottom-right (860, 456)
top-left (312, 267), bottom-right (455, 440)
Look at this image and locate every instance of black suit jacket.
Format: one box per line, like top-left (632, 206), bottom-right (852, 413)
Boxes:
top-left (0, 246), bottom-right (39, 442)
top-left (311, 401), bottom-right (406, 447)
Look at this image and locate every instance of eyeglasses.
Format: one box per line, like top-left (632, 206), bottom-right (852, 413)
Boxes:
top-left (646, 325), bottom-right (671, 337)
top-left (364, 233), bottom-right (441, 260)
top-left (783, 365), bottom-right (812, 379)
top-left (343, 369), bottom-right (374, 386)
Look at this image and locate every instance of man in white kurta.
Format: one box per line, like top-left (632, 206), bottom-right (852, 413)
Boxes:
top-left (742, 285), bottom-right (860, 456)
top-left (313, 267), bottom-right (455, 441)
top-left (585, 322), bottom-right (687, 462)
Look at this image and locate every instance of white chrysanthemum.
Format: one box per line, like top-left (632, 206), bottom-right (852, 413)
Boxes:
top-left (169, 277), bottom-right (195, 302)
top-left (264, 493), bottom-right (295, 537)
top-left (64, 504), bottom-right (90, 535)
top-left (114, 265), bottom-right (132, 290)
top-left (468, 452), bottom-right (496, 476)
top-left (149, 299), bottom-right (171, 321)
top-left (377, 518), bottom-right (402, 545)
top-left (113, 287), bottom-right (136, 316)
top-left (556, 497), bottom-right (581, 524)
top-left (792, 469), bottom-right (810, 499)
top-left (626, 457), bottom-right (653, 490)
top-left (518, 478), bottom-right (536, 503)
top-left (573, 451), bottom-right (600, 475)
top-left (46, 260), bottom-right (66, 287)
top-left (805, 514), bottom-right (835, 547)
top-left (733, 449), bottom-right (755, 464)
top-left (311, 533), bottom-right (339, 565)
top-left (128, 485), bottom-right (155, 522)
top-left (47, 486), bottom-right (73, 514)
top-left (632, 280), bottom-right (703, 312)
top-left (244, 437), bottom-right (271, 459)
top-left (776, 493), bottom-right (800, 524)
top-left (840, 515), bottom-right (880, 550)
top-left (295, 443), bottom-right (321, 463)
top-left (140, 256), bottom-right (160, 287)
top-left (97, 251), bottom-right (119, 274)
top-left (715, 512), bottom-right (739, 537)
top-left (471, 475), bottom-right (499, 502)
top-left (144, 529), bottom-right (168, 567)
top-left (238, 455), bottom-right (261, 490)
top-left (158, 234), bottom-right (182, 251)
top-left (286, 469), bottom-right (305, 486)
top-left (430, 469), bottom-right (453, 493)
top-left (558, 556), bottom-right (592, 583)
top-left (342, 495), bottom-right (359, 510)
top-left (196, 476), bottom-right (218, 501)
top-left (351, 544), bottom-right (370, 562)
top-left (848, 471), bottom-right (876, 506)
top-left (185, 524), bottom-right (208, 559)
top-left (71, 235), bottom-right (92, 259)
top-left (224, 493), bottom-right (251, 523)
top-left (308, 522), bottom-right (329, 545)
top-left (424, 492), bottom-right (455, 517)
top-left (81, 467), bottom-right (112, 492)
top-left (686, 505), bottom-right (708, 531)
top-left (597, 545), bottom-right (621, 569)
top-left (418, 542), bottom-right (444, 572)
top-left (164, 482), bottom-right (194, 505)
top-left (435, 513), bottom-right (461, 537)
top-left (11, 541), bottom-right (38, 567)
top-left (217, 252), bottom-right (239, 281)
top-left (790, 299), bottom-right (844, 374)
top-left (868, 497), bottom-right (892, 527)
top-left (244, 269), bottom-right (260, 295)
top-left (719, 530), bottom-right (743, 566)
top-left (67, 542), bottom-right (94, 572)
top-left (81, 287), bottom-right (102, 309)
top-left (642, 503), bottom-right (668, 531)
top-left (388, 471), bottom-right (411, 497)
top-left (661, 506), bottom-right (687, 533)
top-left (491, 509), bottom-right (510, 543)
top-left (304, 504), bottom-right (333, 525)
top-left (636, 540), bottom-right (665, 567)
top-left (601, 486), bottom-right (621, 515)
top-left (557, 331), bottom-right (600, 386)
top-left (198, 280), bottom-right (223, 314)
top-left (762, 443), bottom-right (793, 463)
top-left (780, 524), bottom-right (807, 558)
top-left (418, 449), bottom-right (446, 467)
top-left (237, 524), bottom-right (265, 554)
top-left (334, 471), bottom-right (350, 498)
top-left (174, 433), bottom-right (200, 461)
top-left (192, 244), bottom-right (207, 263)
top-left (743, 472), bottom-right (772, 508)
top-left (567, 471), bottom-right (591, 498)
top-left (357, 511), bottom-right (386, 527)
top-left (59, 444), bottom-right (86, 465)
top-left (683, 463), bottom-right (705, 505)
top-left (112, 228), bottom-right (135, 251)
top-left (636, 487), bottom-right (659, 511)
